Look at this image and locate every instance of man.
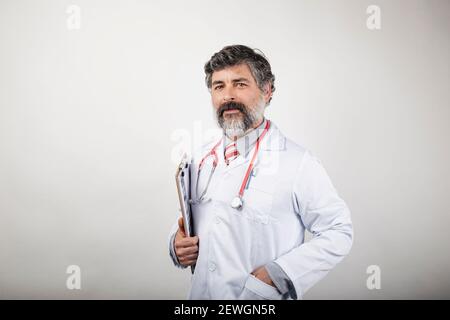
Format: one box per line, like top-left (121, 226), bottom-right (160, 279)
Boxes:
top-left (168, 45), bottom-right (353, 300)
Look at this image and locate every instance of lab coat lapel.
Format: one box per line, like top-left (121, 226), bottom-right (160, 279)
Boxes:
top-left (260, 123), bottom-right (286, 152)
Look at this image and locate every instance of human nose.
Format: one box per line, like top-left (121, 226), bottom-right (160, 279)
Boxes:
top-left (222, 86), bottom-right (236, 102)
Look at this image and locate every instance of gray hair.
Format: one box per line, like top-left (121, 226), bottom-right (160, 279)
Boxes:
top-left (204, 45), bottom-right (276, 104)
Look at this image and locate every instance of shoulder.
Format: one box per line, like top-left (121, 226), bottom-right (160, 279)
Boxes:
top-left (268, 122), bottom-right (309, 159)
top-left (268, 122), bottom-right (323, 172)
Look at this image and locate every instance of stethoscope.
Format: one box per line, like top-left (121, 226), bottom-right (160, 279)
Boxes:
top-left (190, 120), bottom-right (271, 210)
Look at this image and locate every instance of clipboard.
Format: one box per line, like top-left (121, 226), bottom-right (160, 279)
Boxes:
top-left (175, 153), bottom-right (193, 237)
top-left (175, 154), bottom-right (195, 273)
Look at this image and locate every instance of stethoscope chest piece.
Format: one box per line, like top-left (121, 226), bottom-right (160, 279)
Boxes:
top-left (230, 196), bottom-right (243, 210)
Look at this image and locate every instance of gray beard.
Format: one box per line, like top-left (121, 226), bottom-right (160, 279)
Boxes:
top-left (216, 102), bottom-right (264, 139)
top-left (222, 114), bottom-right (254, 138)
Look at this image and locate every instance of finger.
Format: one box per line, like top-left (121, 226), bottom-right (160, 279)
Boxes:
top-left (181, 259), bottom-right (197, 267)
top-left (177, 245), bottom-right (199, 256)
top-left (176, 236), bottom-right (198, 248)
top-left (181, 253), bottom-right (198, 261)
top-left (175, 240), bottom-right (198, 252)
top-left (179, 255), bottom-right (198, 265)
top-left (176, 247), bottom-right (198, 260)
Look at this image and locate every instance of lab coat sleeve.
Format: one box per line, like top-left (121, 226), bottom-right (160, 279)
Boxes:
top-left (273, 150), bottom-right (353, 299)
top-left (168, 218), bottom-right (188, 269)
top-left (265, 261), bottom-right (295, 296)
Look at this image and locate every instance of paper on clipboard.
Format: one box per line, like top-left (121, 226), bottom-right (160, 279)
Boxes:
top-left (175, 153), bottom-right (193, 237)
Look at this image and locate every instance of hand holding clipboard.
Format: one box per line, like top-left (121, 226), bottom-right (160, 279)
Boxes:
top-left (174, 154), bottom-right (198, 273)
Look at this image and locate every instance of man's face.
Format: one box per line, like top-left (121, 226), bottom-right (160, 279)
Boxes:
top-left (211, 64), bottom-right (271, 138)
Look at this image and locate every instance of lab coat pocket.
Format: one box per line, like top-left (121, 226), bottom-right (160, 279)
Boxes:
top-left (239, 274), bottom-right (282, 300)
top-left (243, 187), bottom-right (274, 224)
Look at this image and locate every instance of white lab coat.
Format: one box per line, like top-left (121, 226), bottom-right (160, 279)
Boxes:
top-left (169, 122), bottom-right (353, 300)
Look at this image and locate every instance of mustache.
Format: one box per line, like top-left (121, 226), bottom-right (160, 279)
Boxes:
top-left (217, 101), bottom-right (248, 118)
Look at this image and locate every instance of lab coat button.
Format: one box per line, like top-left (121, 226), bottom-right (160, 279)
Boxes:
top-left (209, 263), bottom-right (216, 271)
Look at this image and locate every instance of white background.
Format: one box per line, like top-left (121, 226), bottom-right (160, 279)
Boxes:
top-left (0, 0), bottom-right (449, 299)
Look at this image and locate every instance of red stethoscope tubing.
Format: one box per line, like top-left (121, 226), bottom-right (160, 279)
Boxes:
top-left (195, 139), bottom-right (222, 203)
top-left (196, 120), bottom-right (271, 204)
top-left (238, 120), bottom-right (270, 198)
